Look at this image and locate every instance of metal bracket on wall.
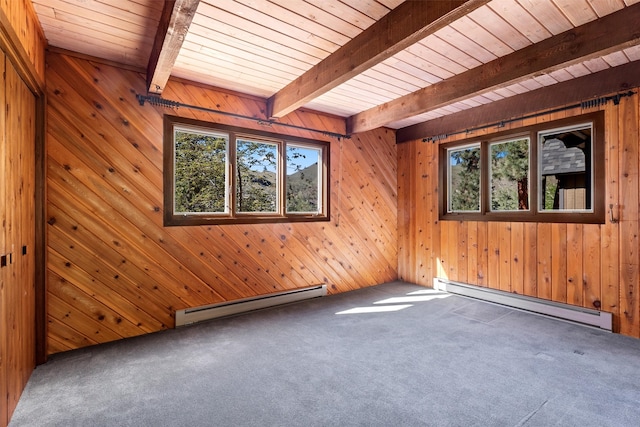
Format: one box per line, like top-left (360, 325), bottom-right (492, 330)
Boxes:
top-left (609, 204), bottom-right (619, 223)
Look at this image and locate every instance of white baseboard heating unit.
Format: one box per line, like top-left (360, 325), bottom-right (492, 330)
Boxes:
top-left (434, 278), bottom-right (612, 331)
top-left (175, 285), bottom-right (327, 327)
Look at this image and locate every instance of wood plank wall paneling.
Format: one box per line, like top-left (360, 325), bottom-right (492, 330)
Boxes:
top-left (603, 103), bottom-right (621, 331)
top-left (45, 51), bottom-right (398, 354)
top-left (0, 0), bottom-right (45, 80)
top-left (398, 91), bottom-right (640, 338)
top-left (619, 95), bottom-right (640, 336)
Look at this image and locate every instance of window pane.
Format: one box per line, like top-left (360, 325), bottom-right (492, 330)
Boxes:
top-left (286, 145), bottom-right (321, 213)
top-left (236, 139), bottom-right (278, 213)
top-left (540, 124), bottom-right (592, 211)
top-left (490, 138), bottom-right (530, 211)
top-left (174, 129), bottom-right (228, 214)
top-left (448, 145), bottom-right (481, 212)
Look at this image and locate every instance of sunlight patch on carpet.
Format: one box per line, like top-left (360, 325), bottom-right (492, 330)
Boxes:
top-left (335, 305), bottom-right (413, 315)
top-left (374, 294), bottom-right (451, 304)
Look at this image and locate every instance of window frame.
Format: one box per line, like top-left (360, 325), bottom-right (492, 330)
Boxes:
top-left (439, 111), bottom-right (605, 224)
top-left (285, 142), bottom-right (325, 215)
top-left (488, 136), bottom-right (531, 213)
top-left (446, 142), bottom-right (482, 213)
top-left (233, 134), bottom-right (282, 216)
top-left (164, 115), bottom-right (330, 226)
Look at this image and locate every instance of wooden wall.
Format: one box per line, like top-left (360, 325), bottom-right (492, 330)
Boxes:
top-left (45, 51), bottom-right (398, 355)
top-left (398, 90), bottom-right (640, 337)
top-left (0, 0), bottom-right (45, 80)
top-left (0, 2), bottom-right (43, 426)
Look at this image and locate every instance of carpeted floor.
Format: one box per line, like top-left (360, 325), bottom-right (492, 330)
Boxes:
top-left (10, 281), bottom-right (640, 426)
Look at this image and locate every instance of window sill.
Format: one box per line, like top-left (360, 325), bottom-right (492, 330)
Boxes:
top-left (164, 214), bottom-right (330, 226)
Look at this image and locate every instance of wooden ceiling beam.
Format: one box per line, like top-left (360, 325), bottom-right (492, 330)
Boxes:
top-left (267, 0), bottom-right (490, 119)
top-left (146, 0), bottom-right (199, 94)
top-left (396, 60), bottom-right (640, 143)
top-left (348, 3), bottom-right (640, 134)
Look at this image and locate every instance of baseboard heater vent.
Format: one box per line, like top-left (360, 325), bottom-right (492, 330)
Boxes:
top-left (434, 278), bottom-right (612, 331)
top-left (175, 285), bottom-right (327, 327)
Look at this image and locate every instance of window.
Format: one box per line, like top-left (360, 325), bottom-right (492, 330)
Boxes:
top-left (164, 115), bottom-right (329, 225)
top-left (490, 138), bottom-right (530, 212)
top-left (539, 123), bottom-right (592, 212)
top-left (447, 144), bottom-right (481, 212)
top-left (440, 112), bottom-right (604, 223)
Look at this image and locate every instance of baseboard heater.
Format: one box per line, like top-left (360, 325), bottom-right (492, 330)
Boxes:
top-left (175, 285), bottom-right (327, 327)
top-left (434, 278), bottom-right (612, 331)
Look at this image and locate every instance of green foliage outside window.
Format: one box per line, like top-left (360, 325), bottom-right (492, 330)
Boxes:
top-left (543, 176), bottom-right (559, 210)
top-left (449, 146), bottom-right (481, 212)
top-left (174, 130), bottom-right (227, 213)
top-left (236, 140), bottom-right (278, 213)
top-left (174, 128), bottom-right (323, 217)
top-left (440, 112), bottom-right (602, 223)
top-left (490, 139), bottom-right (529, 211)
top-left (286, 146), bottom-right (320, 213)
top-left (166, 116), bottom-right (329, 225)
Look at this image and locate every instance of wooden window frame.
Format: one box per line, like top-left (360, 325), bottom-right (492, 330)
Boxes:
top-left (439, 111), bottom-right (605, 224)
top-left (164, 115), bottom-right (330, 226)
top-left (446, 142), bottom-right (482, 213)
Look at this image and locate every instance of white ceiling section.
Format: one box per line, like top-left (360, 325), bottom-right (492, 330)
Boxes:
top-left (31, 0), bottom-right (640, 134)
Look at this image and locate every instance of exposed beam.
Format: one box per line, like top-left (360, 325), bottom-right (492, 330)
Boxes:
top-left (146, 0), bottom-right (199, 94)
top-left (348, 3), bottom-right (640, 134)
top-left (396, 60), bottom-right (640, 143)
top-left (267, 0), bottom-right (490, 119)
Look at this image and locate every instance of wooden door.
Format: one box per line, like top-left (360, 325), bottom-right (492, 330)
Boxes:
top-left (0, 48), bottom-right (8, 427)
top-left (0, 49), bottom-right (37, 427)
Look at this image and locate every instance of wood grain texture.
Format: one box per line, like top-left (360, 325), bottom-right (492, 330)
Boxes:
top-left (146, 0), bottom-right (199, 94)
top-left (45, 51), bottom-right (398, 354)
top-left (510, 222), bottom-right (524, 294)
top-left (28, 0), bottom-right (638, 127)
top-left (476, 221), bottom-right (488, 286)
top-left (1, 54), bottom-right (37, 427)
top-left (0, 4), bottom-right (46, 424)
top-left (351, 3), bottom-right (640, 133)
top-left (0, 0), bottom-right (45, 81)
top-left (536, 223), bottom-right (553, 300)
top-left (0, 49), bottom-right (7, 427)
top-left (487, 222), bottom-right (500, 288)
top-left (566, 224), bottom-right (584, 306)
top-left (397, 91), bottom-right (640, 338)
top-left (31, 0), bottom-right (161, 69)
top-left (271, 0), bottom-right (486, 118)
top-left (467, 221), bottom-right (478, 285)
top-left (618, 95), bottom-right (640, 336)
top-left (602, 102), bottom-right (621, 330)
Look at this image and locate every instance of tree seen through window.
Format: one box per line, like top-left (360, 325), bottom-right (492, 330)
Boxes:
top-left (168, 118), bottom-right (327, 225)
top-left (490, 138), bottom-right (529, 211)
top-left (174, 130), bottom-right (227, 213)
top-left (448, 145), bottom-right (481, 212)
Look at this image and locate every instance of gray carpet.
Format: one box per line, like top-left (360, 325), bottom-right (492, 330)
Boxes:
top-left (10, 281), bottom-right (640, 426)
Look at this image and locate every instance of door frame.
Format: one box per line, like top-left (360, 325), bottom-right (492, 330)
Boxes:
top-left (0, 9), bottom-right (47, 364)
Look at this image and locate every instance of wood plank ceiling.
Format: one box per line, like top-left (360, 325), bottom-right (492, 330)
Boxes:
top-left (31, 0), bottom-right (640, 134)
